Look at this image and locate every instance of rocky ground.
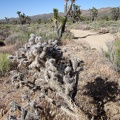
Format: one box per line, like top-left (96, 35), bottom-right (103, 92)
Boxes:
top-left (0, 30), bottom-right (120, 120)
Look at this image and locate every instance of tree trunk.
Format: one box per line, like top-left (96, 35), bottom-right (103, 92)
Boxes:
top-left (64, 0), bottom-right (68, 13)
top-left (58, 2), bottom-right (73, 39)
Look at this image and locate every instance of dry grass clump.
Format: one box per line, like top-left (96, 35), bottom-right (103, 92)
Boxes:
top-left (0, 53), bottom-right (11, 76)
top-left (69, 22), bottom-right (91, 30)
top-left (104, 33), bottom-right (120, 72)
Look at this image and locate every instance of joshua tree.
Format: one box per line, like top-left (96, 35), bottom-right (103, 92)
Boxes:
top-left (111, 7), bottom-right (120, 21)
top-left (5, 17), bottom-right (10, 24)
top-left (20, 13), bottom-right (26, 25)
top-left (17, 11), bottom-right (23, 24)
top-left (53, 0), bottom-right (75, 40)
top-left (48, 18), bottom-right (53, 23)
top-left (66, 0), bottom-right (75, 15)
top-left (64, 0), bottom-right (69, 13)
top-left (17, 11), bottom-right (30, 25)
top-left (53, 8), bottom-right (59, 34)
top-left (69, 4), bottom-right (82, 23)
top-left (26, 16), bottom-right (31, 24)
top-left (36, 18), bottom-right (41, 24)
top-left (17, 11), bottom-right (21, 18)
top-left (12, 20), bottom-right (17, 25)
top-left (89, 7), bottom-right (98, 21)
top-left (59, 0), bottom-right (75, 37)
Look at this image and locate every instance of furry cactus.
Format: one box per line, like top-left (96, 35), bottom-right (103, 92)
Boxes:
top-left (7, 33), bottom-right (88, 120)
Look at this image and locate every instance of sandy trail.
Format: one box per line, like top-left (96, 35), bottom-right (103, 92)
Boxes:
top-left (70, 29), bottom-right (116, 52)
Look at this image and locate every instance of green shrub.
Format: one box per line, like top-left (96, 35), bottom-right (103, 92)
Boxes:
top-left (106, 35), bottom-right (120, 72)
top-left (0, 53), bottom-right (11, 75)
top-left (112, 40), bottom-right (120, 71)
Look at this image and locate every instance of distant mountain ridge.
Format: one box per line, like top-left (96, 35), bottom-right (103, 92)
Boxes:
top-left (30, 7), bottom-right (112, 20)
top-left (82, 7), bottom-right (112, 17)
top-left (0, 7), bottom-right (112, 21)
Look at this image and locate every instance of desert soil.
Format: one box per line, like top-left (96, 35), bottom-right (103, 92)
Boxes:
top-left (70, 29), bottom-right (116, 52)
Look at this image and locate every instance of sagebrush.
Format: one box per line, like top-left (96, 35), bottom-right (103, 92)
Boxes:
top-left (0, 53), bottom-right (11, 75)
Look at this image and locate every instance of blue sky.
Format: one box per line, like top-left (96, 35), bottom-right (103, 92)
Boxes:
top-left (0, 0), bottom-right (120, 19)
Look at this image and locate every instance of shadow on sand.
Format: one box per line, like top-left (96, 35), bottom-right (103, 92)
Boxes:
top-left (84, 76), bottom-right (120, 119)
top-left (73, 32), bottom-right (105, 39)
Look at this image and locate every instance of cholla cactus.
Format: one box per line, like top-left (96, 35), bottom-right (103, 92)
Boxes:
top-left (10, 71), bottom-right (24, 88)
top-left (7, 115), bottom-right (17, 120)
top-left (10, 101), bottom-right (19, 112)
top-left (44, 58), bottom-right (59, 83)
top-left (7, 33), bottom-right (88, 120)
top-left (63, 57), bottom-right (82, 100)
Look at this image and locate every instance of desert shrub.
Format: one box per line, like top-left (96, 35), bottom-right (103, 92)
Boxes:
top-left (112, 40), bottom-right (120, 71)
top-left (105, 35), bottom-right (120, 71)
top-left (99, 16), bottom-right (110, 21)
top-left (4, 34), bottom-right (19, 45)
top-left (99, 27), bottom-right (110, 34)
top-left (109, 27), bottom-right (119, 34)
top-left (62, 31), bottom-right (73, 40)
top-left (0, 24), bottom-right (11, 37)
top-left (4, 32), bottom-right (30, 47)
top-left (0, 53), bottom-right (11, 75)
top-left (89, 21), bottom-right (104, 30)
top-left (69, 21), bottom-right (113, 31)
top-left (45, 32), bottom-right (58, 40)
top-left (60, 30), bottom-right (74, 45)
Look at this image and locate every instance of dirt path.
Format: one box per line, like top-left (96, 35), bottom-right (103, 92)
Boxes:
top-left (70, 29), bottom-right (116, 52)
